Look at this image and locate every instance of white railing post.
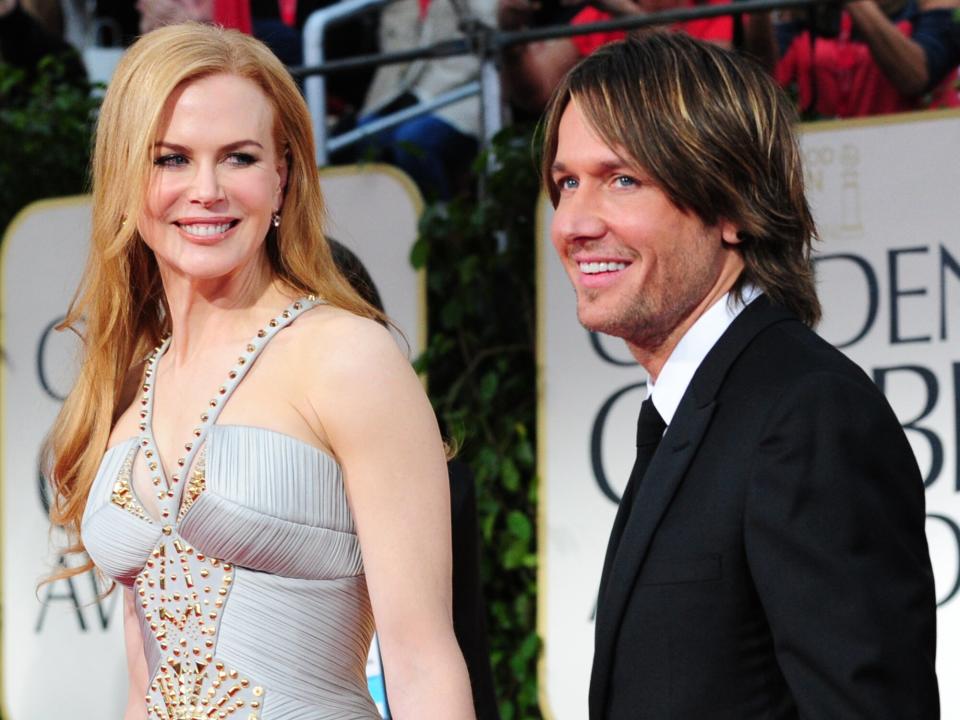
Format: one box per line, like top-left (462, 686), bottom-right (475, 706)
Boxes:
top-left (480, 57), bottom-right (503, 152)
top-left (303, 0), bottom-right (389, 167)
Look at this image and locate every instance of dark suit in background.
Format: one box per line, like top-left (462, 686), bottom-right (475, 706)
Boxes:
top-left (450, 460), bottom-right (501, 720)
top-left (329, 240), bottom-right (500, 719)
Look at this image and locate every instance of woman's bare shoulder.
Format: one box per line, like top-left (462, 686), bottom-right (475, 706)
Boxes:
top-left (286, 304), bottom-right (407, 375)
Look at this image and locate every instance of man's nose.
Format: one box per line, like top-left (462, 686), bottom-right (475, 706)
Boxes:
top-left (552, 191), bottom-right (606, 243)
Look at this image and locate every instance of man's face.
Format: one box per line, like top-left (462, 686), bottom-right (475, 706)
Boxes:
top-left (549, 99), bottom-right (744, 355)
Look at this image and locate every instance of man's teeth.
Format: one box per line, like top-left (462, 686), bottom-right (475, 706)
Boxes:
top-left (180, 222), bottom-right (232, 236)
top-left (579, 261), bottom-right (628, 274)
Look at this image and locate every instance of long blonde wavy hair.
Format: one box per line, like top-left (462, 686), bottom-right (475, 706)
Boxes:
top-left (44, 23), bottom-right (383, 581)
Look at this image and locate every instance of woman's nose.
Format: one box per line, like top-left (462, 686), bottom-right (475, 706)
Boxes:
top-left (188, 163), bottom-right (225, 206)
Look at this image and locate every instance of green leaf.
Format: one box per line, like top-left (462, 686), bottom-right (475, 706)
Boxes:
top-left (515, 438), bottom-right (535, 467)
top-left (440, 299), bottom-right (463, 329)
top-left (479, 371), bottom-right (499, 402)
top-left (507, 510), bottom-right (532, 542)
top-left (501, 456), bottom-right (520, 492)
top-left (409, 236), bottom-right (429, 268)
top-left (518, 631), bottom-right (541, 662)
top-left (503, 541), bottom-right (527, 569)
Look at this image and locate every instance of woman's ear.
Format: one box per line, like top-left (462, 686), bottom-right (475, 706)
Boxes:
top-left (275, 151), bottom-right (289, 209)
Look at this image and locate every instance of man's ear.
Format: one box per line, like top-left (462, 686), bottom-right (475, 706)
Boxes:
top-left (720, 220), bottom-right (743, 246)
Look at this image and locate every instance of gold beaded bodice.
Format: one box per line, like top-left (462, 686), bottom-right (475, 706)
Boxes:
top-left (82, 298), bottom-right (378, 719)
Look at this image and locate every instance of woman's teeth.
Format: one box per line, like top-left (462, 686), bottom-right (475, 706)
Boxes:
top-left (180, 222), bottom-right (232, 236)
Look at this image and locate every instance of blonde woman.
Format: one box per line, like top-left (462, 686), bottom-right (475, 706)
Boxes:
top-left (44, 23), bottom-right (474, 720)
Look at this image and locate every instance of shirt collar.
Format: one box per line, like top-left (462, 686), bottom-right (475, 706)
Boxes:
top-left (648, 285), bottom-right (761, 425)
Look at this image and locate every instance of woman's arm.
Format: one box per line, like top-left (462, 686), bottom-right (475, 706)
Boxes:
top-left (123, 587), bottom-right (149, 720)
top-left (308, 314), bottom-right (475, 719)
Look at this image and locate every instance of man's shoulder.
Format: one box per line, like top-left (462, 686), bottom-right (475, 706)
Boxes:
top-left (723, 315), bottom-right (888, 412)
top-left (693, 296), bottom-right (863, 391)
top-left (744, 315), bottom-right (863, 376)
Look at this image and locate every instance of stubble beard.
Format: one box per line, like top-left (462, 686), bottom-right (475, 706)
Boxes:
top-left (574, 250), bottom-right (720, 356)
top-left (576, 286), bottom-right (674, 350)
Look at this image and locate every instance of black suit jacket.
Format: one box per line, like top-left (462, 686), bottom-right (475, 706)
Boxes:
top-left (449, 460), bottom-right (501, 720)
top-left (589, 296), bottom-right (939, 719)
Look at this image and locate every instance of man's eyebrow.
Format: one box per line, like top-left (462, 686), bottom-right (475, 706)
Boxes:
top-left (597, 158), bottom-right (633, 173)
top-left (152, 140), bottom-right (265, 153)
top-left (550, 158), bottom-right (636, 174)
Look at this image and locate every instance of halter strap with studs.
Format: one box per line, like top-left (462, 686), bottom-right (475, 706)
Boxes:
top-left (137, 296), bottom-right (321, 517)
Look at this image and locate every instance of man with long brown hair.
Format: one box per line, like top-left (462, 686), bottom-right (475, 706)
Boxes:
top-left (542, 33), bottom-right (938, 718)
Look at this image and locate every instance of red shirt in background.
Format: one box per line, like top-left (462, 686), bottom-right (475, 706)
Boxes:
top-left (214, 0), bottom-right (253, 32)
top-left (570, 1), bottom-right (734, 57)
top-left (214, 1), bottom-right (297, 31)
top-left (776, 12), bottom-right (959, 117)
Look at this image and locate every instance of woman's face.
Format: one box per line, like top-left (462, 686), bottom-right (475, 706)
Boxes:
top-left (139, 72), bottom-right (287, 285)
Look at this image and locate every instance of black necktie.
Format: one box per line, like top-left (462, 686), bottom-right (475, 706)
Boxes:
top-left (597, 398), bottom-right (666, 605)
top-left (622, 397), bottom-right (666, 522)
top-left (617, 398), bottom-right (667, 516)
top-left (634, 397), bottom-right (667, 468)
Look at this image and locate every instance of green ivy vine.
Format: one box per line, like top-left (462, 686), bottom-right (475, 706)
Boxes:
top-left (411, 125), bottom-right (543, 720)
top-left (0, 56), bottom-right (99, 234)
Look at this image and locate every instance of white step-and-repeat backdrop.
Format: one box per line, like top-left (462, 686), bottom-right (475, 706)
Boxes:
top-left (538, 110), bottom-right (960, 716)
top-left (0, 165), bottom-right (423, 719)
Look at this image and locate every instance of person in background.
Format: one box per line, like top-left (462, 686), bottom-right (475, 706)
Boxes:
top-left (353, 0), bottom-right (497, 200)
top-left (136, 0), bottom-right (376, 120)
top-left (497, 0), bottom-right (758, 115)
top-left (543, 33), bottom-right (938, 718)
top-left (768, 0), bottom-right (960, 117)
top-left (0, 0), bottom-right (87, 83)
top-left (137, 0), bottom-right (211, 33)
top-left (44, 22), bottom-right (475, 719)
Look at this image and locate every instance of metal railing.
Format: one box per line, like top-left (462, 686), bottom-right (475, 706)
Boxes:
top-left (302, 0), bottom-right (391, 166)
top-left (298, 0), bottom-right (834, 166)
top-left (326, 81), bottom-right (482, 155)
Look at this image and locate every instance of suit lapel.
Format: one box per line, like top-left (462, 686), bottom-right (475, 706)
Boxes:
top-left (588, 402), bottom-right (716, 717)
top-left (595, 456), bottom-right (641, 608)
top-left (596, 418), bottom-right (660, 606)
top-left (589, 296), bottom-right (796, 718)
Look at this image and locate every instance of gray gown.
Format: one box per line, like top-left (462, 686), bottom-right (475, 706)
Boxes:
top-left (82, 298), bottom-right (380, 719)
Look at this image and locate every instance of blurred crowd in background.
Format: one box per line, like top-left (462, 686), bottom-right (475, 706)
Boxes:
top-left (2, 0), bottom-right (960, 202)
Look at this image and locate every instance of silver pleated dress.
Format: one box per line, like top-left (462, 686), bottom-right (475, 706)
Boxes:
top-left (81, 298), bottom-right (380, 719)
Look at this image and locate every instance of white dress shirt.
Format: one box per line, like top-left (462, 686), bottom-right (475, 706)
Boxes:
top-left (649, 286), bottom-right (761, 425)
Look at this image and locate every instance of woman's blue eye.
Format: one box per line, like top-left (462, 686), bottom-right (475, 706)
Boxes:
top-left (558, 177), bottom-right (578, 190)
top-left (615, 175), bottom-right (637, 187)
top-left (227, 152), bottom-right (258, 166)
top-left (154, 154), bottom-right (188, 167)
